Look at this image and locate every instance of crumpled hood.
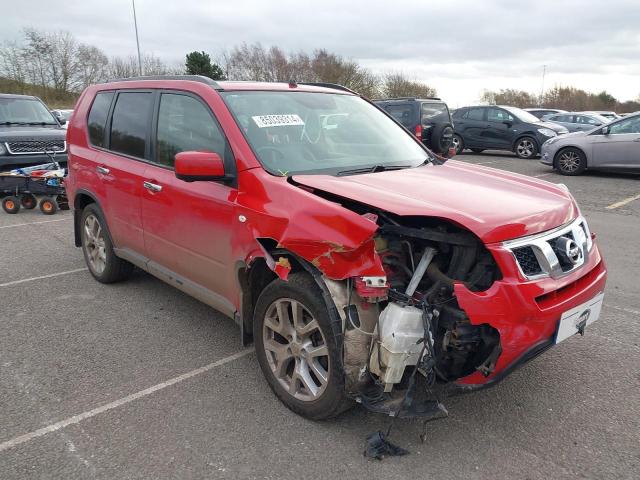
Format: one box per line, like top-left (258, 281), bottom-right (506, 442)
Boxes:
top-left (0, 125), bottom-right (66, 142)
top-left (537, 121), bottom-right (568, 133)
top-left (293, 161), bottom-right (578, 244)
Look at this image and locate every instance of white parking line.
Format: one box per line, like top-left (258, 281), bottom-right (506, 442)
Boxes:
top-left (475, 160), bottom-right (497, 165)
top-left (0, 268), bottom-right (87, 287)
top-left (534, 173), bottom-right (553, 178)
top-left (606, 193), bottom-right (640, 210)
top-left (0, 218), bottom-right (70, 229)
top-left (0, 348), bottom-right (254, 453)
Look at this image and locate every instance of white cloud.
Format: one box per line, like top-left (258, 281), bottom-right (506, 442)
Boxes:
top-left (2, 0), bottom-right (639, 105)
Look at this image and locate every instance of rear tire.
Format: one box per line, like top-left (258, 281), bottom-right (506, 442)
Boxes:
top-left (514, 137), bottom-right (538, 159)
top-left (2, 196), bottom-right (20, 214)
top-left (80, 203), bottom-right (134, 283)
top-left (555, 147), bottom-right (587, 176)
top-left (39, 197), bottom-right (58, 215)
top-left (253, 272), bottom-right (351, 420)
top-left (20, 193), bottom-right (37, 210)
top-left (452, 134), bottom-right (464, 155)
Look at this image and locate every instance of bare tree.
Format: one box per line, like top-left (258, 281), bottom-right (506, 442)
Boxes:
top-left (480, 88), bottom-right (536, 108)
top-left (380, 72), bottom-right (437, 99)
top-left (76, 44), bottom-right (109, 88)
top-left (0, 41), bottom-right (26, 84)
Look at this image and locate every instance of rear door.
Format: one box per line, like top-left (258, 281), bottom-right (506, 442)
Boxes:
top-left (141, 90), bottom-right (237, 307)
top-left (592, 116), bottom-right (640, 171)
top-left (384, 103), bottom-right (418, 137)
top-left (456, 107), bottom-right (486, 147)
top-left (95, 90), bottom-right (154, 255)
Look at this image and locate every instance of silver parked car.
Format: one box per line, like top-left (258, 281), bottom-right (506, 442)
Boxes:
top-left (580, 110), bottom-right (620, 121)
top-left (543, 112), bottom-right (609, 132)
top-left (540, 112), bottom-right (640, 175)
top-left (524, 108), bottom-right (566, 120)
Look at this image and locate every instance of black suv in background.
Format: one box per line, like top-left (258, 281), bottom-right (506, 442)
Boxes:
top-left (451, 105), bottom-right (568, 158)
top-left (0, 94), bottom-right (68, 170)
top-left (374, 97), bottom-right (454, 155)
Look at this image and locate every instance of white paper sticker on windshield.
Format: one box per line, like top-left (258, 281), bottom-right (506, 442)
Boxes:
top-left (252, 114), bottom-right (305, 128)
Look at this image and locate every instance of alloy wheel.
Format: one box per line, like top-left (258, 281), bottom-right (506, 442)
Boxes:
top-left (83, 214), bottom-right (107, 274)
top-left (262, 298), bottom-right (330, 402)
top-left (517, 139), bottom-right (534, 158)
top-left (558, 150), bottom-right (581, 173)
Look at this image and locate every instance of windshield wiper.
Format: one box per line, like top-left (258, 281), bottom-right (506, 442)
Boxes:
top-left (0, 121), bottom-right (29, 125)
top-left (27, 121), bottom-right (58, 125)
top-left (337, 164), bottom-right (411, 176)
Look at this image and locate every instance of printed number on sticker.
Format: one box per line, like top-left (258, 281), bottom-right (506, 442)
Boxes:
top-left (252, 114), bottom-right (305, 128)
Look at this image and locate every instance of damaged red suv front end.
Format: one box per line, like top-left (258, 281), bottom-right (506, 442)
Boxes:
top-left (68, 79), bottom-right (607, 421)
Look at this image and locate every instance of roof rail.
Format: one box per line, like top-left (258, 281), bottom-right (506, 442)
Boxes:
top-left (298, 82), bottom-right (357, 94)
top-left (107, 75), bottom-right (222, 89)
top-left (375, 96), bottom-right (442, 102)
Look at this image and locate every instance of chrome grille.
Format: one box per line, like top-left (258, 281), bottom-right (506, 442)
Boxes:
top-left (5, 140), bottom-right (66, 155)
top-left (504, 217), bottom-right (592, 280)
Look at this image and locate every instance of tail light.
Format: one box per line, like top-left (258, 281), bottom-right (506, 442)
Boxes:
top-left (415, 124), bottom-right (423, 138)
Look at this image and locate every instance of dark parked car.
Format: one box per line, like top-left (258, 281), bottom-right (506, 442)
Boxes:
top-left (0, 94), bottom-right (68, 169)
top-left (452, 105), bottom-right (569, 158)
top-left (374, 97), bottom-right (454, 155)
top-left (524, 108), bottom-right (566, 120)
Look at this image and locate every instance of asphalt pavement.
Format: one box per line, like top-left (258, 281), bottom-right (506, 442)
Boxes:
top-left (0, 153), bottom-right (638, 479)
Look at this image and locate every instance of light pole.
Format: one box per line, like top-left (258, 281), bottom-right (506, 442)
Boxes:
top-left (132, 0), bottom-right (143, 76)
top-left (539, 64), bottom-right (546, 106)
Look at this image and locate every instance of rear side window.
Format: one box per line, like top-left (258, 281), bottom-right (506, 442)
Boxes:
top-left (463, 108), bottom-right (484, 121)
top-left (487, 108), bottom-right (514, 122)
top-left (87, 92), bottom-right (114, 147)
top-left (554, 115), bottom-right (573, 123)
top-left (155, 93), bottom-right (226, 168)
top-left (385, 105), bottom-right (414, 127)
top-left (110, 92), bottom-right (154, 158)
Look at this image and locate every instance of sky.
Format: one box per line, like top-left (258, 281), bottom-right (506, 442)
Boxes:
top-left (2, 0), bottom-right (639, 107)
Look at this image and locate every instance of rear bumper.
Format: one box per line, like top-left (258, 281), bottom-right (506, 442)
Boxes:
top-left (0, 153), bottom-right (68, 169)
top-left (453, 239), bottom-right (607, 387)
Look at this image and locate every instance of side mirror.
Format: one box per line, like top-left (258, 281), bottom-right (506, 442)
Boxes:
top-left (602, 126), bottom-right (609, 135)
top-left (175, 151), bottom-right (228, 182)
top-left (58, 118), bottom-right (67, 126)
top-left (503, 120), bottom-right (512, 128)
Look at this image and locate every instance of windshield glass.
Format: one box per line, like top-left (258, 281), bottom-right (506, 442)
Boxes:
top-left (421, 102), bottom-right (450, 123)
top-left (221, 91), bottom-right (428, 175)
top-left (502, 106), bottom-right (542, 124)
top-left (0, 97), bottom-right (57, 124)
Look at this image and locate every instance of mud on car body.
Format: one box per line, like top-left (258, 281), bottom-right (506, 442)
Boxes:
top-left (65, 77), bottom-right (607, 421)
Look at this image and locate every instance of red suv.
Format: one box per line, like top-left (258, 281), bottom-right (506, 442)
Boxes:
top-left (66, 77), bottom-right (607, 420)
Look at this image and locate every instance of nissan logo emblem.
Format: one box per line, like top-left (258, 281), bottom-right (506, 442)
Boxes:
top-left (556, 236), bottom-right (582, 265)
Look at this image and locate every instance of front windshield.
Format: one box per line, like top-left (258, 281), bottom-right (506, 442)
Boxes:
top-left (503, 106), bottom-right (543, 124)
top-left (0, 97), bottom-right (58, 125)
top-left (221, 91), bottom-right (428, 175)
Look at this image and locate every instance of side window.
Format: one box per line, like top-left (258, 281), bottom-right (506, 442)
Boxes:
top-left (156, 93), bottom-right (227, 168)
top-left (463, 108), bottom-right (484, 121)
top-left (578, 116), bottom-right (601, 125)
top-left (87, 92), bottom-right (114, 147)
top-left (385, 105), bottom-right (413, 128)
top-left (609, 116), bottom-right (640, 135)
top-left (109, 92), bottom-right (154, 159)
top-left (555, 115), bottom-right (573, 123)
top-left (487, 108), bottom-right (514, 122)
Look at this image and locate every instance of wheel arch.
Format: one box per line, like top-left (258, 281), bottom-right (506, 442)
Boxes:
top-left (236, 240), bottom-right (342, 348)
top-left (73, 189), bottom-right (103, 247)
top-left (512, 134), bottom-right (539, 151)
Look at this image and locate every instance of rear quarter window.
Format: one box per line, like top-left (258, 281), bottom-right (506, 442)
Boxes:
top-left (87, 92), bottom-right (114, 147)
top-left (385, 104), bottom-right (414, 128)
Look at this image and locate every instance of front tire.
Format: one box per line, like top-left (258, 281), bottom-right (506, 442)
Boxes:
top-left (80, 204), bottom-right (134, 283)
top-left (253, 273), bottom-right (351, 420)
top-left (2, 196), bottom-right (20, 214)
top-left (555, 147), bottom-right (587, 176)
top-left (514, 137), bottom-right (538, 159)
top-left (452, 134), bottom-right (464, 155)
top-left (21, 193), bottom-right (37, 210)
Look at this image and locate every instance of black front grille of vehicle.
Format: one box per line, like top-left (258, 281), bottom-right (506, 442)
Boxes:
top-left (6, 140), bottom-right (66, 154)
top-left (512, 246), bottom-right (542, 276)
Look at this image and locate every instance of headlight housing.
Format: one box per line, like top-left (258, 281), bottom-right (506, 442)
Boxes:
top-left (544, 137), bottom-right (560, 146)
top-left (537, 128), bottom-right (557, 137)
top-left (0, 143), bottom-right (6, 155)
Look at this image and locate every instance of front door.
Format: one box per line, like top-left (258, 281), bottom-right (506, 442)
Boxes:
top-left (592, 116), bottom-right (640, 171)
top-left (484, 107), bottom-right (514, 149)
top-left (141, 91), bottom-right (237, 308)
